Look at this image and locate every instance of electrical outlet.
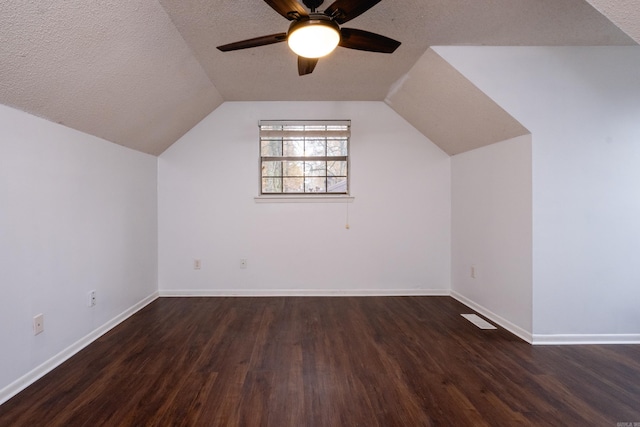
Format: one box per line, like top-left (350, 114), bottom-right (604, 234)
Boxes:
top-left (194, 259), bottom-right (202, 270)
top-left (240, 259), bottom-right (247, 269)
top-left (88, 290), bottom-right (96, 307)
top-left (33, 314), bottom-right (44, 335)
top-left (471, 265), bottom-right (477, 279)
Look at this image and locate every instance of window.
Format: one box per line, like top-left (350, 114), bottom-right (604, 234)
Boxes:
top-left (259, 120), bottom-right (350, 195)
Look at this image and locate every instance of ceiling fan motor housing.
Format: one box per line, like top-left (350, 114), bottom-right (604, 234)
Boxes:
top-left (302, 0), bottom-right (325, 12)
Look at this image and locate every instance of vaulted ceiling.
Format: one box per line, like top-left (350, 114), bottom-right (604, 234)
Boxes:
top-left (0, 1), bottom-right (637, 156)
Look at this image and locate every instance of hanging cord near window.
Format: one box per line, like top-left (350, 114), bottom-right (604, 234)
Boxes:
top-left (345, 199), bottom-right (350, 230)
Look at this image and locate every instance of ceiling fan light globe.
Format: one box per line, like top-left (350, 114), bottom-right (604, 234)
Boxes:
top-left (288, 18), bottom-right (340, 59)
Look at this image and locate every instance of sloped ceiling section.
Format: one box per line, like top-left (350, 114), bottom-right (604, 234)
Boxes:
top-left (0, 0), bottom-right (223, 155)
top-left (586, 0), bottom-right (640, 43)
top-left (385, 49), bottom-right (529, 155)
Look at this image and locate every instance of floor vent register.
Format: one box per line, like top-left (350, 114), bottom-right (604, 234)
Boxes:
top-left (461, 314), bottom-right (497, 330)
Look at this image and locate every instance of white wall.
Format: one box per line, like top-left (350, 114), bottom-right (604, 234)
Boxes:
top-left (0, 104), bottom-right (158, 400)
top-left (451, 135), bottom-right (532, 340)
top-left (158, 101), bottom-right (451, 295)
top-left (437, 46), bottom-right (640, 340)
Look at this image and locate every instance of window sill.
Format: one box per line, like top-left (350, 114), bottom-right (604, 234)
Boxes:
top-left (254, 195), bottom-right (354, 203)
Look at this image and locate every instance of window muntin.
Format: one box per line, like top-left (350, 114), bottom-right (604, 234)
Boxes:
top-left (259, 120), bottom-right (350, 195)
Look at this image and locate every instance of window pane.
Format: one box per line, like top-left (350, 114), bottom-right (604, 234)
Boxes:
top-left (305, 139), bottom-right (326, 156)
top-left (283, 177), bottom-right (304, 193)
top-left (262, 178), bottom-right (282, 193)
top-left (327, 139), bottom-right (347, 156)
top-left (283, 139), bottom-right (304, 156)
top-left (305, 161), bottom-right (326, 177)
top-left (327, 177), bottom-right (347, 193)
top-left (261, 140), bottom-right (282, 157)
top-left (261, 161), bottom-right (282, 177)
top-left (305, 177), bottom-right (326, 193)
top-left (327, 161), bottom-right (347, 177)
top-left (283, 161), bottom-right (304, 177)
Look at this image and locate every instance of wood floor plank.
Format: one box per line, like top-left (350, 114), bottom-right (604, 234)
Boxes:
top-left (1, 296), bottom-right (640, 426)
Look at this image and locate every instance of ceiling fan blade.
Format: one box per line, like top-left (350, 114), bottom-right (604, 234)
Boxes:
top-left (264, 0), bottom-right (309, 20)
top-left (324, 0), bottom-right (381, 24)
top-left (298, 56), bottom-right (319, 75)
top-left (217, 33), bottom-right (287, 52)
top-left (339, 28), bottom-right (400, 53)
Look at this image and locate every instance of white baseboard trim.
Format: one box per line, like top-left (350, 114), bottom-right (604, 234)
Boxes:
top-left (450, 291), bottom-right (533, 344)
top-left (0, 291), bottom-right (159, 406)
top-left (532, 334), bottom-right (640, 345)
top-left (159, 289), bottom-right (451, 297)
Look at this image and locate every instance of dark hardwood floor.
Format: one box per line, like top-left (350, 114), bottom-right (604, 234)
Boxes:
top-left (1, 297), bottom-right (639, 426)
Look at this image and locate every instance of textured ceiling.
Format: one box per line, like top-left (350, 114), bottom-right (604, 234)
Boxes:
top-left (159, 0), bottom-right (635, 102)
top-left (0, 1), bottom-right (637, 156)
top-left (586, 0), bottom-right (640, 43)
top-left (0, 0), bottom-right (223, 155)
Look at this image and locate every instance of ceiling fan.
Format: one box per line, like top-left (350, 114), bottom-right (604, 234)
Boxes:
top-left (216, 0), bottom-right (401, 76)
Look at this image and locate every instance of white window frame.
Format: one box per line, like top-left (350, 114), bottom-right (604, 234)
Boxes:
top-left (256, 120), bottom-right (352, 202)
